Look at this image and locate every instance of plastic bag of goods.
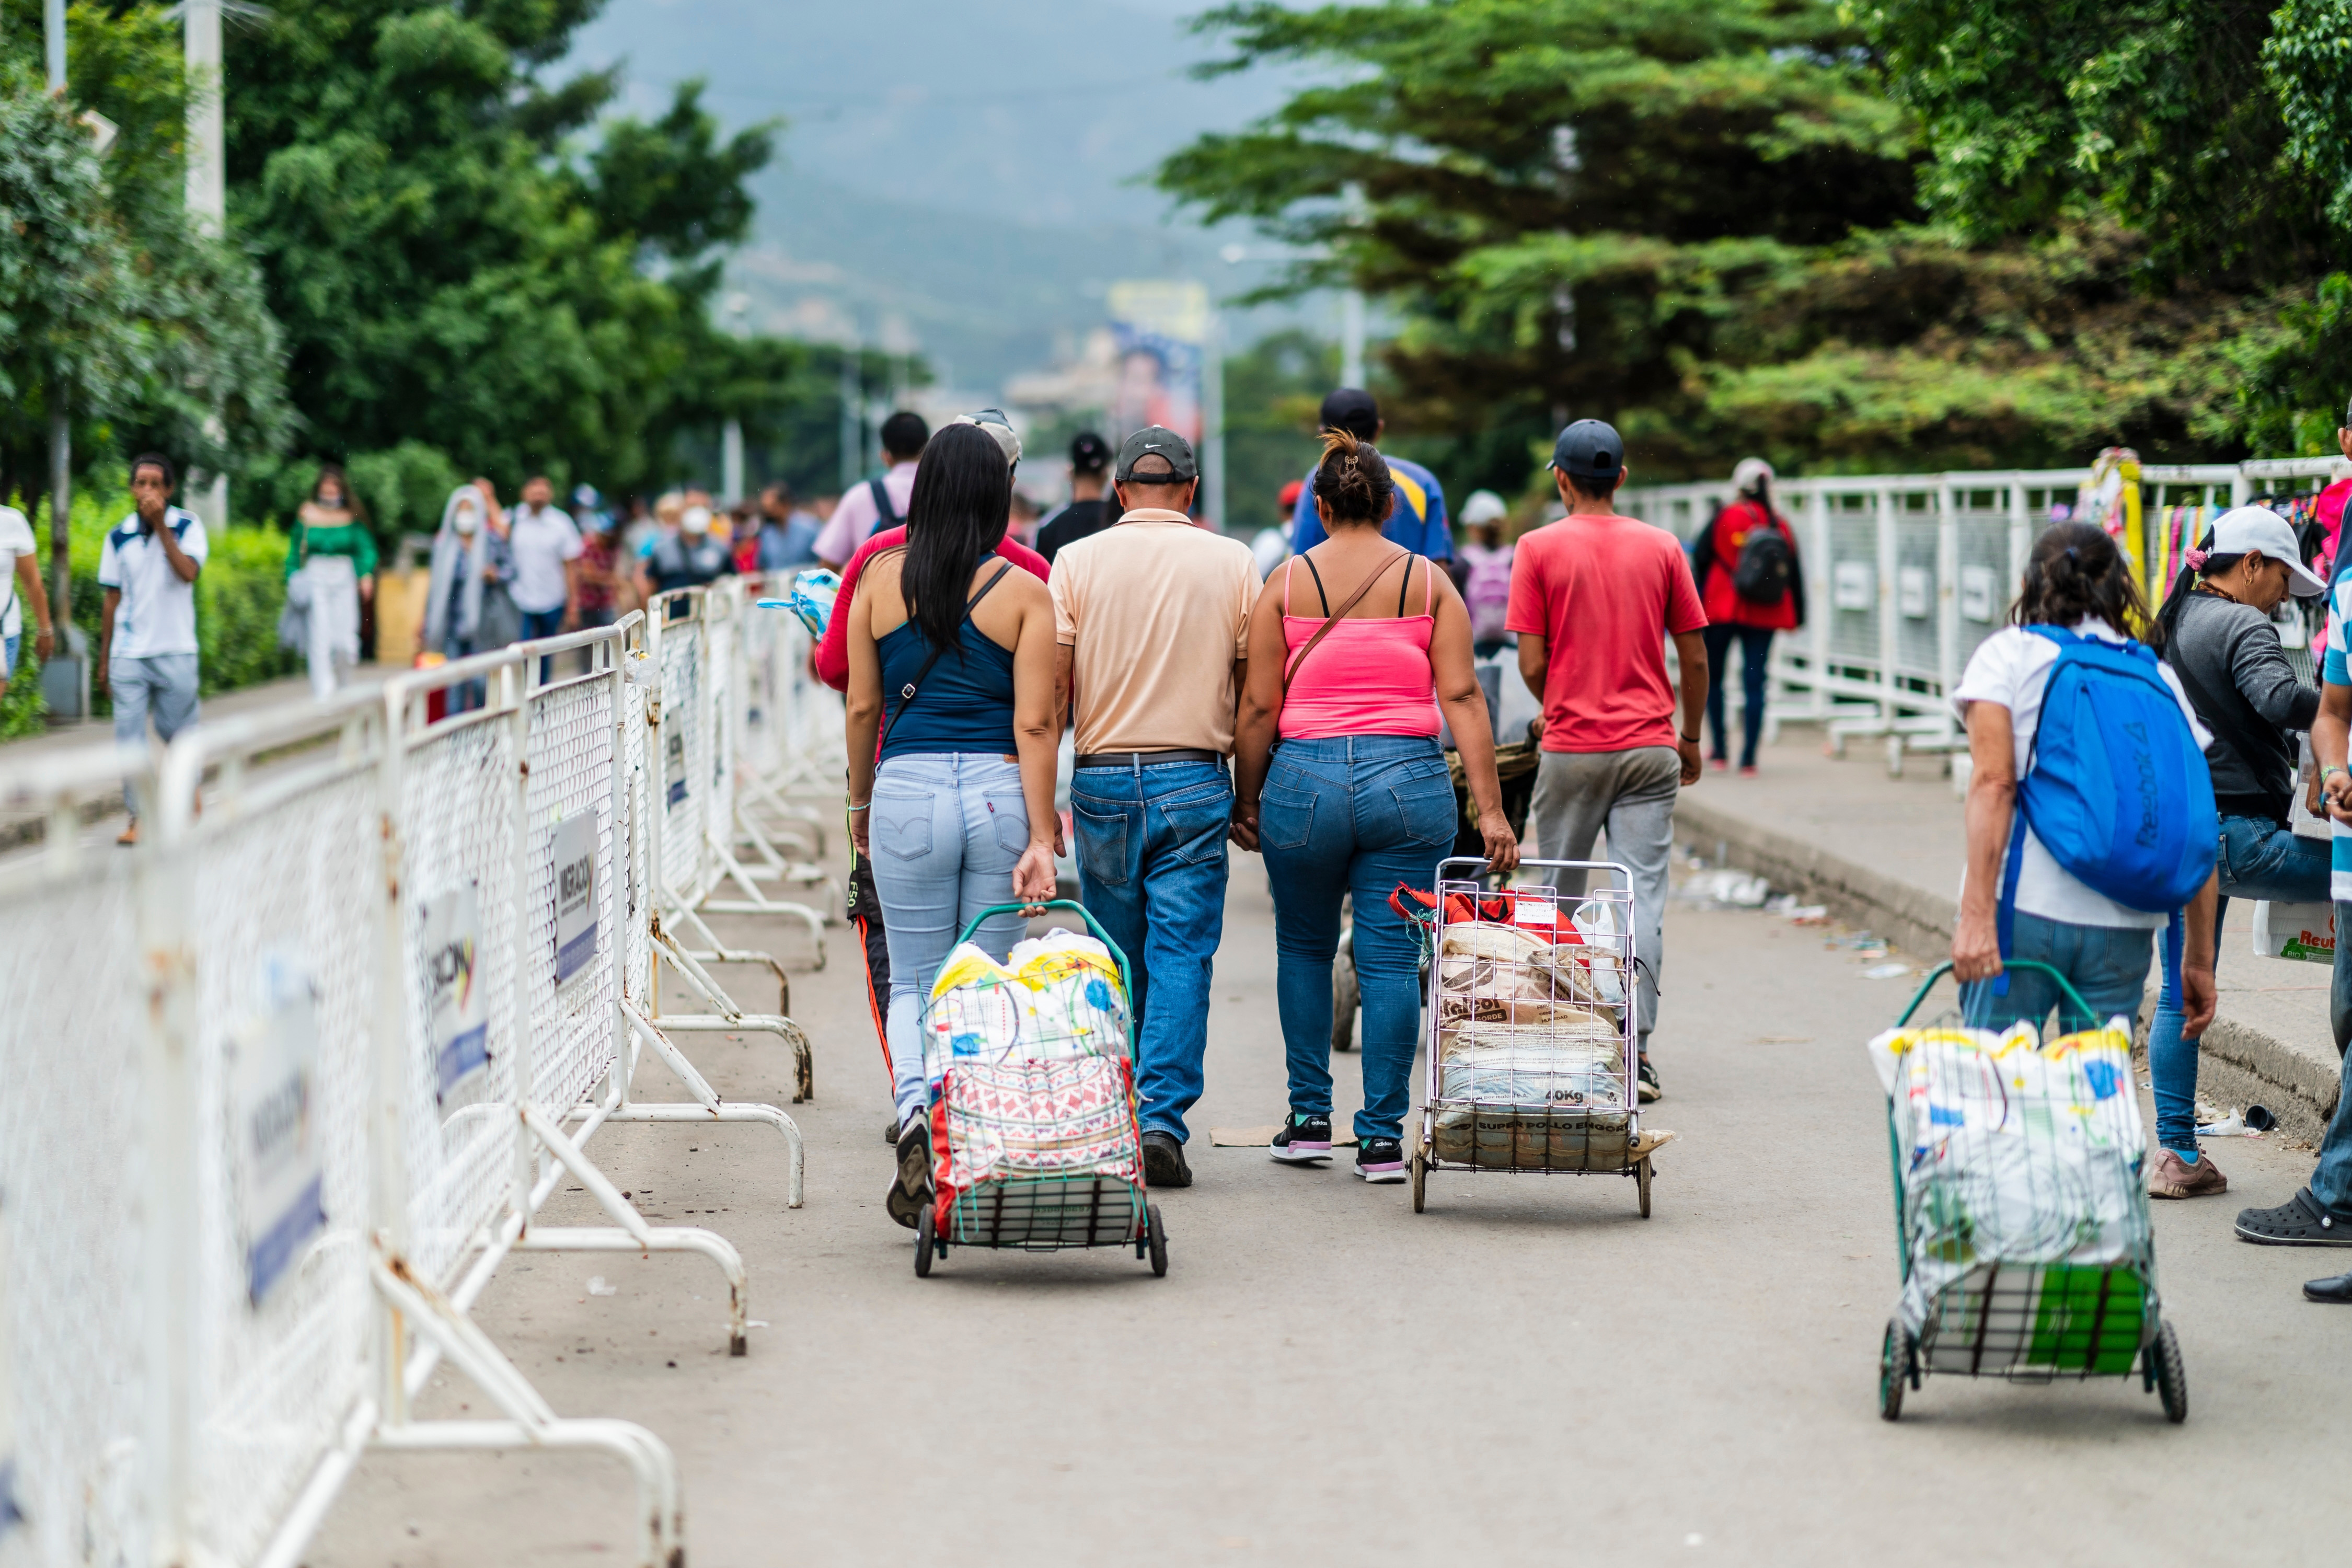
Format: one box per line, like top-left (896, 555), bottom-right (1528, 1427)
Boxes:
top-left (755, 568), bottom-right (841, 639)
top-left (937, 1053), bottom-right (1143, 1195)
top-left (923, 943), bottom-right (1029, 1081)
top-left (1431, 1029), bottom-right (1629, 1170)
top-left (1008, 928), bottom-right (1131, 1059)
top-left (1866, 1018), bottom-right (2150, 1370)
top-left (1437, 922), bottom-right (1620, 1022)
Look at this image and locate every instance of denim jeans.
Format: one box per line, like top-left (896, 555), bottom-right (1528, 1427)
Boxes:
top-left (869, 752), bottom-right (1031, 1123)
top-left (2143, 814), bottom-right (2335, 1153)
top-left (111, 652), bottom-right (201, 821)
top-left (2311, 928), bottom-right (2352, 1212)
top-left (443, 633), bottom-right (485, 714)
top-left (1070, 757), bottom-right (1232, 1142)
top-left (1261, 735), bottom-right (1456, 1143)
top-left (1702, 623), bottom-right (1773, 769)
top-left (520, 606), bottom-right (566, 683)
top-left (1960, 910), bottom-right (2153, 1037)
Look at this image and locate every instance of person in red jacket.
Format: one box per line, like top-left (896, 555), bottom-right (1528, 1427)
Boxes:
top-left (815, 410), bottom-right (1050, 1142)
top-left (1691, 457), bottom-right (1804, 775)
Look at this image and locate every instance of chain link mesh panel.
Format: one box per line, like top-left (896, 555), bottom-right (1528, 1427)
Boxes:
top-left (0, 854), bottom-right (153, 1568)
top-left (185, 764), bottom-right (378, 1565)
top-left (705, 604), bottom-right (737, 864)
top-left (624, 677), bottom-right (653, 1005)
top-left (397, 714), bottom-right (524, 1291)
top-left (526, 677), bottom-right (621, 1115)
top-left (1825, 491), bottom-right (1880, 668)
top-left (1894, 493), bottom-right (1941, 685)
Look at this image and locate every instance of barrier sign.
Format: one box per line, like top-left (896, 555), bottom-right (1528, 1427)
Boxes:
top-left (232, 959), bottom-right (328, 1306)
top-left (552, 812), bottom-right (598, 985)
top-left (423, 885), bottom-right (490, 1106)
top-left (0, 1193), bottom-right (17, 1539)
top-left (664, 717), bottom-right (688, 806)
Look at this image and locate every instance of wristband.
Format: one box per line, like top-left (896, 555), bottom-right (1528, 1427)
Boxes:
top-left (846, 800), bottom-right (870, 813)
top-left (1680, 731), bottom-right (1701, 745)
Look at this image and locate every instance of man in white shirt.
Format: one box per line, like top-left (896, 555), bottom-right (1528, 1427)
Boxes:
top-left (505, 474), bottom-right (584, 638)
top-left (814, 410), bottom-right (929, 569)
top-left (97, 453), bottom-right (207, 844)
top-left (0, 500), bottom-right (56, 697)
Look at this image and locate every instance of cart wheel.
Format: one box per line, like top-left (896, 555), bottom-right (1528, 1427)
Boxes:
top-left (2149, 1321), bottom-right (2187, 1424)
top-left (1146, 1203), bottom-right (1169, 1277)
top-left (914, 1207), bottom-right (935, 1278)
top-left (1635, 1156), bottom-right (1653, 1218)
top-left (1879, 1319), bottom-right (1912, 1421)
top-left (1410, 1150), bottom-right (1427, 1213)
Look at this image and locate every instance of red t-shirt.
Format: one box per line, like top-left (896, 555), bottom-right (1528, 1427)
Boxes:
top-left (1505, 511), bottom-right (1708, 753)
top-left (814, 525), bottom-right (1050, 691)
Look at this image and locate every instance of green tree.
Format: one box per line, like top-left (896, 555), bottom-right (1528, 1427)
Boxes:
top-left (224, 0), bottom-right (780, 507)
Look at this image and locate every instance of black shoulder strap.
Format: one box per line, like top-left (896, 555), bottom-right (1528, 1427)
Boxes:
top-left (869, 477), bottom-right (900, 528)
top-left (887, 562), bottom-right (1016, 724)
top-left (1300, 552), bottom-right (1330, 615)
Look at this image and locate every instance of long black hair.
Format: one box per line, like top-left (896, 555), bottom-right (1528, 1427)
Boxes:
top-left (2150, 531), bottom-right (2247, 651)
top-left (2012, 522), bottom-right (2149, 635)
top-left (901, 421), bottom-right (1011, 652)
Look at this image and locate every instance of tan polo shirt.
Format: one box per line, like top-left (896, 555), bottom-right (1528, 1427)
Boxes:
top-left (1051, 510), bottom-right (1258, 755)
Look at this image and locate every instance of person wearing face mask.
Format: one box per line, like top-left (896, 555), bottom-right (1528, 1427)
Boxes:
top-left (639, 499), bottom-right (732, 603)
top-left (284, 465), bottom-right (378, 699)
top-left (2144, 505), bottom-right (2331, 1198)
top-left (422, 481), bottom-right (512, 713)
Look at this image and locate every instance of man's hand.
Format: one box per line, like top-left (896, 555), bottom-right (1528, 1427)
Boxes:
top-left (2326, 767), bottom-right (2352, 823)
top-left (93, 655), bottom-right (109, 697)
top-left (33, 626), bottom-right (53, 661)
top-left (1228, 800), bottom-right (1260, 852)
top-left (1478, 808), bottom-right (1520, 874)
top-left (1677, 735), bottom-right (1703, 786)
top-left (2181, 963), bottom-right (2218, 1038)
top-left (1951, 909), bottom-right (2003, 983)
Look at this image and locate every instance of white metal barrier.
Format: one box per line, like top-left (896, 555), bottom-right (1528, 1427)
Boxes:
top-left (0, 612), bottom-right (820, 1568)
top-left (1623, 455), bottom-right (2352, 769)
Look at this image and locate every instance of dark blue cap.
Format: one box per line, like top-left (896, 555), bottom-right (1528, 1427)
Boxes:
top-left (1549, 419), bottom-right (1623, 483)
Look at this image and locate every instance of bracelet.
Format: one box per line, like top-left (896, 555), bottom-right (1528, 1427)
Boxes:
top-left (2325, 766), bottom-right (2347, 782)
top-left (846, 800), bottom-right (870, 813)
top-left (1680, 731), bottom-right (1701, 745)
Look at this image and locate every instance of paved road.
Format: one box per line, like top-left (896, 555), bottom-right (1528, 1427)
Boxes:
top-left (309, 848), bottom-right (2348, 1567)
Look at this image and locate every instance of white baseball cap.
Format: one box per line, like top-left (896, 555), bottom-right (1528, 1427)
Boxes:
top-left (2207, 506), bottom-right (2326, 597)
top-left (952, 407), bottom-right (1022, 467)
top-left (1460, 489), bottom-right (1508, 526)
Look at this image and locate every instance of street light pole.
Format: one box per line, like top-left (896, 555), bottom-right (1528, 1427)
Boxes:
top-left (185, 0), bottom-right (230, 530)
top-left (45, 0), bottom-right (72, 639)
top-left (1202, 307), bottom-right (1225, 531)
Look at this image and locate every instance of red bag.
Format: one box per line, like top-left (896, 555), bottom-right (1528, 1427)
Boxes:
top-left (1387, 883), bottom-right (1583, 946)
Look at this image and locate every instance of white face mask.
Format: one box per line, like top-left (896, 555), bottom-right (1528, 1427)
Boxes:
top-left (682, 506), bottom-right (712, 537)
top-left (454, 505), bottom-right (481, 537)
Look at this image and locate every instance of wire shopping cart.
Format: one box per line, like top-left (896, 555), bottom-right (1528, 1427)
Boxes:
top-left (1408, 856), bottom-right (1655, 1216)
top-left (1876, 960), bottom-right (2184, 1422)
top-left (914, 900), bottom-right (1167, 1278)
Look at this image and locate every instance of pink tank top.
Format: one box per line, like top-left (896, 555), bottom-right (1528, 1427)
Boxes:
top-left (1279, 555), bottom-right (1442, 741)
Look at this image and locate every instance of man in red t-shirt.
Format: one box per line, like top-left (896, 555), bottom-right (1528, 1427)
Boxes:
top-left (1505, 419), bottom-right (1710, 1102)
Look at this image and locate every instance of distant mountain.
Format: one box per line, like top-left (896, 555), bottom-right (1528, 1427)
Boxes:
top-left (564, 0), bottom-right (1329, 393)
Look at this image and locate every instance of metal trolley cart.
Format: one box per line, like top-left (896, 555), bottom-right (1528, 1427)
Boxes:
top-left (914, 901), bottom-right (1167, 1278)
top-left (1408, 856), bottom-right (1653, 1216)
top-left (1877, 961), bottom-right (2184, 1422)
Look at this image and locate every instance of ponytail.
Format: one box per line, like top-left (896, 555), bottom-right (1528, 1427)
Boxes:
top-left (1312, 426), bottom-right (1396, 525)
top-left (2013, 522), bottom-right (2150, 637)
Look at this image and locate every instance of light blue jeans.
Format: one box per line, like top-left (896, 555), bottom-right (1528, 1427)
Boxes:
top-left (1261, 735), bottom-right (1457, 1143)
top-left (111, 652), bottom-right (201, 821)
top-left (2145, 814), bottom-right (2335, 1155)
top-left (1070, 757), bottom-right (1232, 1142)
top-left (868, 751), bottom-right (1032, 1122)
top-left (1960, 910), bottom-right (2153, 1037)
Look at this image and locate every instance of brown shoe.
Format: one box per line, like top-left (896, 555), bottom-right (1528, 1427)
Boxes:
top-left (2149, 1147), bottom-right (2228, 1199)
top-left (116, 821), bottom-right (138, 847)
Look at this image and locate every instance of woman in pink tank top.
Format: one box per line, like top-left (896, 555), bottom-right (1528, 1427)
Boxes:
top-left (1229, 428), bottom-right (1519, 1182)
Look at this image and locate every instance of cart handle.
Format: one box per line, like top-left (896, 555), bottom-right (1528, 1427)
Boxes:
top-left (951, 900), bottom-right (1132, 1000)
top-left (1893, 960), bottom-right (2098, 1029)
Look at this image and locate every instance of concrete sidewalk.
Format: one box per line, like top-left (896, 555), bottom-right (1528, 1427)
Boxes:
top-left (1670, 727), bottom-right (2346, 1139)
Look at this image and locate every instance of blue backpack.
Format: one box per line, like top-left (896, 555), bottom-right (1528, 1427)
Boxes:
top-left (1998, 626), bottom-right (2216, 997)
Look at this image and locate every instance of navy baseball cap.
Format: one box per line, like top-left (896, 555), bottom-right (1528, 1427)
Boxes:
top-left (1070, 431), bottom-right (1112, 473)
top-left (1115, 426), bottom-right (1198, 482)
top-left (1549, 419), bottom-right (1624, 483)
top-left (1319, 387), bottom-right (1379, 440)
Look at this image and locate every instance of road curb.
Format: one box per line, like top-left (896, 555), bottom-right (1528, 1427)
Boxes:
top-left (1673, 793), bottom-right (2341, 1136)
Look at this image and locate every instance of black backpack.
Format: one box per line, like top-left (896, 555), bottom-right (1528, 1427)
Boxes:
top-left (1732, 525), bottom-right (1794, 607)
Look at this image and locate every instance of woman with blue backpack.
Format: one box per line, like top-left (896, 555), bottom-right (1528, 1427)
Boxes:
top-left (1950, 523), bottom-right (2220, 1073)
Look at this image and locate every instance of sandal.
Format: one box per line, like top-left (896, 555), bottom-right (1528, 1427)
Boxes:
top-left (2234, 1187), bottom-right (2352, 1247)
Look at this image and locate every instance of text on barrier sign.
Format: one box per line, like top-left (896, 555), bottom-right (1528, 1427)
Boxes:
top-left (552, 811), bottom-right (598, 985)
top-left (232, 957), bottom-right (328, 1307)
top-left (423, 885), bottom-right (490, 1110)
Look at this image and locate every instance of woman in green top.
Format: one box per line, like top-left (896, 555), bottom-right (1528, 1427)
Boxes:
top-left (285, 466), bottom-right (377, 698)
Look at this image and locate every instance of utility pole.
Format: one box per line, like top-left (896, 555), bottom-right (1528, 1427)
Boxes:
top-left (1202, 306), bottom-right (1225, 531)
top-left (44, 0), bottom-right (71, 634)
top-left (720, 293), bottom-right (748, 503)
top-left (1340, 290), bottom-right (1366, 391)
top-left (185, 0), bottom-right (230, 530)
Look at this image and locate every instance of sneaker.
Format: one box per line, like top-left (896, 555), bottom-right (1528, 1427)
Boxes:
top-left (1142, 1130), bottom-right (1193, 1189)
top-left (2234, 1187), bottom-right (2352, 1246)
top-left (885, 1115), bottom-right (932, 1230)
top-left (1270, 1112), bottom-right (1334, 1165)
top-left (884, 1114), bottom-right (904, 1146)
top-left (2304, 1271), bottom-right (2352, 1304)
top-left (2148, 1147), bottom-right (2228, 1199)
top-left (1356, 1137), bottom-right (1406, 1183)
top-left (1708, 756), bottom-right (1728, 773)
top-left (1637, 1059), bottom-right (1662, 1103)
top-left (1738, 765), bottom-right (1760, 778)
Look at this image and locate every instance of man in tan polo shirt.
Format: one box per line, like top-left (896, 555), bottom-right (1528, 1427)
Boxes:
top-left (1052, 426), bottom-right (1257, 1187)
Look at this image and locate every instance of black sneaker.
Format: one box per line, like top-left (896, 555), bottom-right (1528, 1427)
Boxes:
top-left (1270, 1112), bottom-right (1334, 1165)
top-left (885, 1115), bottom-right (932, 1230)
top-left (2304, 1271), bottom-right (2352, 1303)
top-left (884, 1114), bottom-right (904, 1146)
top-left (1142, 1130), bottom-right (1193, 1189)
top-left (2234, 1187), bottom-right (2352, 1246)
top-left (1638, 1059), bottom-right (1662, 1103)
top-left (1356, 1137), bottom-right (1406, 1183)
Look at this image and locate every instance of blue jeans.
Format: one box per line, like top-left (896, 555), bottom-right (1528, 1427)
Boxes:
top-left (2311, 927), bottom-right (2352, 1212)
top-left (868, 752), bottom-right (1030, 1123)
top-left (443, 633), bottom-right (486, 713)
top-left (111, 652), bottom-right (201, 821)
top-left (1261, 735), bottom-right (1456, 1143)
top-left (2143, 814), bottom-right (2334, 1154)
top-left (1961, 910), bottom-right (2153, 1036)
top-left (1070, 757), bottom-right (1232, 1142)
top-left (1702, 623), bottom-right (1773, 769)
top-left (520, 606), bottom-right (566, 682)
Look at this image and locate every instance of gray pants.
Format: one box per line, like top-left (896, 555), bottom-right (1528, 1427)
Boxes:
top-left (111, 652), bottom-right (200, 820)
top-left (1528, 746), bottom-right (1679, 1052)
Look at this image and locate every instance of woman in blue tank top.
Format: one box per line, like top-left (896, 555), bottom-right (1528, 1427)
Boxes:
top-left (844, 422), bottom-right (1062, 1228)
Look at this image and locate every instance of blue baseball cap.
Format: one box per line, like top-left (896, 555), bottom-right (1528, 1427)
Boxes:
top-left (1549, 419), bottom-right (1623, 484)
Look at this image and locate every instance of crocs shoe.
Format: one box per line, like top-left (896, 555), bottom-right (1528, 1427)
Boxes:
top-left (2234, 1187), bottom-right (2352, 1246)
top-left (1270, 1112), bottom-right (1334, 1165)
top-left (2148, 1148), bottom-right (2228, 1199)
top-left (2304, 1271), bottom-right (2352, 1303)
